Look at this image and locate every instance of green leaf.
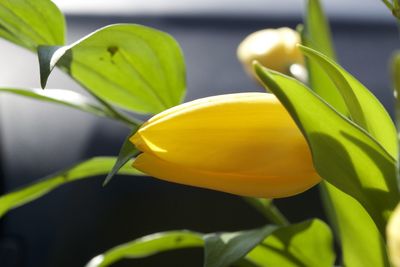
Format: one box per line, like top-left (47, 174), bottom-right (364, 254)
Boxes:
top-left (86, 221), bottom-right (333, 267)
top-left (255, 64), bottom-right (399, 236)
top-left (0, 87), bottom-right (110, 118)
top-left (303, 2), bottom-right (394, 265)
top-left (0, 157), bottom-right (141, 218)
top-left (245, 219), bottom-right (335, 267)
top-left (85, 226), bottom-right (278, 267)
top-left (85, 231), bottom-right (204, 267)
top-left (103, 127), bottom-right (140, 186)
top-left (38, 24), bottom-right (186, 114)
top-left (0, 0), bottom-right (65, 50)
top-left (203, 225), bottom-right (278, 267)
top-left (300, 45), bottom-right (397, 158)
top-left (321, 182), bottom-right (390, 267)
top-left (303, 0), bottom-right (348, 115)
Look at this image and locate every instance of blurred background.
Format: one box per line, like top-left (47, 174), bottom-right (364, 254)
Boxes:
top-left (0, 0), bottom-right (397, 266)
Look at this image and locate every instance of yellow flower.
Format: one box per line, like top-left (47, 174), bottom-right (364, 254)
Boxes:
top-left (130, 93), bottom-right (320, 198)
top-left (388, 203), bottom-right (400, 267)
top-left (237, 27), bottom-right (304, 76)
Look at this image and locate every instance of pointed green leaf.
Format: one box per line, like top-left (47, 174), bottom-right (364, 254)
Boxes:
top-left (301, 45), bottom-right (397, 158)
top-left (245, 219), bottom-right (335, 267)
top-left (0, 87), bottom-right (109, 118)
top-left (38, 24), bottom-right (186, 114)
top-left (0, 157), bottom-right (141, 218)
top-left (303, 0), bottom-right (348, 115)
top-left (255, 64), bottom-right (399, 236)
top-left (203, 225), bottom-right (278, 267)
top-left (103, 127), bottom-right (140, 186)
top-left (303, 2), bottom-right (392, 265)
top-left (0, 0), bottom-right (65, 50)
top-left (321, 182), bottom-right (390, 267)
top-left (85, 226), bottom-right (278, 267)
top-left (305, 0), bottom-right (335, 59)
top-left (85, 231), bottom-right (204, 267)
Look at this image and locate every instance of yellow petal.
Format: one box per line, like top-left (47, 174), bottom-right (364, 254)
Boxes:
top-left (133, 152), bottom-right (320, 198)
top-left (132, 93), bottom-right (313, 176)
top-left (130, 92), bottom-right (320, 198)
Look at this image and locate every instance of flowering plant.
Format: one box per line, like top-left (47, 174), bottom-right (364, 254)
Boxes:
top-left (0, 0), bottom-right (399, 266)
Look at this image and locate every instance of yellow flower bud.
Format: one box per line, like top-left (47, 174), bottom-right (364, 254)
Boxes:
top-left (130, 93), bottom-right (320, 198)
top-left (387, 203), bottom-right (400, 267)
top-left (237, 27), bottom-right (304, 76)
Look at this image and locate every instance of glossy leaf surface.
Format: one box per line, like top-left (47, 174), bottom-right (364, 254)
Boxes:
top-left (303, 2), bottom-right (394, 265)
top-left (0, 0), bottom-right (65, 50)
top-left (301, 46), bottom-right (397, 158)
top-left (38, 24), bottom-right (186, 114)
top-left (245, 219), bottom-right (335, 267)
top-left (303, 0), bottom-right (347, 115)
top-left (255, 64), bottom-right (399, 236)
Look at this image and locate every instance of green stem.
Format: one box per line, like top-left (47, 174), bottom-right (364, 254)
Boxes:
top-left (243, 197), bottom-right (289, 226)
top-left (90, 91), bottom-right (142, 127)
top-left (57, 66), bottom-right (142, 128)
top-left (382, 0), bottom-right (393, 10)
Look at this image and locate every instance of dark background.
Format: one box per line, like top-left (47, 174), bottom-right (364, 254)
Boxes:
top-left (0, 12), bottom-right (398, 267)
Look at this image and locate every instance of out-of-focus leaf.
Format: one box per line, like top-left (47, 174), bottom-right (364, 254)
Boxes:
top-left (255, 64), bottom-right (399, 236)
top-left (0, 157), bottom-right (141, 218)
top-left (301, 46), bottom-right (397, 158)
top-left (0, 87), bottom-right (109, 117)
top-left (203, 225), bottom-right (277, 267)
top-left (85, 231), bottom-right (204, 267)
top-left (38, 24), bottom-right (186, 114)
top-left (103, 127), bottom-right (140, 186)
top-left (0, 0), bottom-right (65, 50)
top-left (245, 219), bottom-right (335, 267)
top-left (303, 0), bottom-right (347, 115)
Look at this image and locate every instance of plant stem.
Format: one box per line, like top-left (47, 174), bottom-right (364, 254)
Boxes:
top-left (72, 78), bottom-right (142, 128)
top-left (57, 65), bottom-right (142, 128)
top-left (382, 0), bottom-right (393, 10)
top-left (243, 197), bottom-right (289, 226)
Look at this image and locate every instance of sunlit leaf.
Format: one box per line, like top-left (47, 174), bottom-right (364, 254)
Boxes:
top-left (0, 87), bottom-right (109, 117)
top-left (0, 157), bottom-right (141, 218)
top-left (322, 183), bottom-right (390, 267)
top-left (38, 24), bottom-right (186, 114)
top-left (303, 2), bottom-right (394, 265)
top-left (0, 0), bottom-right (65, 50)
top-left (255, 64), bottom-right (399, 236)
top-left (301, 45), bottom-right (397, 158)
top-left (245, 219), bottom-right (335, 267)
top-left (303, 0), bottom-right (347, 115)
